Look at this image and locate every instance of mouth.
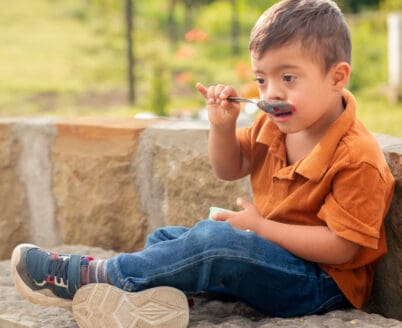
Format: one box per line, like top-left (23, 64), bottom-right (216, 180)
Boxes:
top-left (272, 107), bottom-right (293, 117)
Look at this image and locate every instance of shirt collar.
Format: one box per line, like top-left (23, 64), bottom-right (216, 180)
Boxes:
top-left (256, 118), bottom-right (287, 162)
top-left (296, 89), bottom-right (356, 181)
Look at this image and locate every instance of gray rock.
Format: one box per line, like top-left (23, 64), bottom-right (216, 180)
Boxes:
top-left (366, 135), bottom-right (402, 320)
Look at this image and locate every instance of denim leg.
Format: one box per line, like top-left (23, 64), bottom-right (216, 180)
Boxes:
top-left (107, 219), bottom-right (349, 317)
top-left (144, 226), bottom-right (189, 248)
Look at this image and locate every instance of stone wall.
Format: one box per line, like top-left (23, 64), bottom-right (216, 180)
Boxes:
top-left (364, 134), bottom-right (402, 319)
top-left (0, 117), bottom-right (400, 320)
top-left (0, 117), bottom-right (252, 257)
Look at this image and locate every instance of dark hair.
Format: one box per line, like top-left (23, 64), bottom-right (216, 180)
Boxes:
top-left (249, 0), bottom-right (351, 72)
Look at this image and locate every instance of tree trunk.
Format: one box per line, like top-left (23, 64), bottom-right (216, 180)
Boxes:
top-left (125, 0), bottom-right (135, 104)
top-left (167, 0), bottom-right (178, 46)
top-left (231, 0), bottom-right (240, 55)
top-left (184, 2), bottom-right (193, 32)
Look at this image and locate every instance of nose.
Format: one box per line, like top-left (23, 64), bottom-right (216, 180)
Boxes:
top-left (263, 82), bottom-right (285, 101)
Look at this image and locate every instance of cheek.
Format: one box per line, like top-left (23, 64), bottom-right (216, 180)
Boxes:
top-left (289, 84), bottom-right (325, 112)
top-left (288, 93), bottom-right (306, 111)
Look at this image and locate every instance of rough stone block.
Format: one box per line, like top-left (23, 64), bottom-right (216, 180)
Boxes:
top-left (51, 118), bottom-right (159, 252)
top-left (0, 117), bottom-right (401, 322)
top-left (133, 121), bottom-right (252, 232)
top-left (14, 119), bottom-right (61, 248)
top-left (365, 134), bottom-right (402, 320)
top-left (0, 118), bottom-right (59, 259)
top-left (0, 121), bottom-right (29, 260)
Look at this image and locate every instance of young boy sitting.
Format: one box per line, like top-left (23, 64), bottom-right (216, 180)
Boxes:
top-left (11, 1), bottom-right (394, 327)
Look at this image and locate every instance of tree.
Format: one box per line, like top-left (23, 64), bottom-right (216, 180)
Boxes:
top-left (230, 0), bottom-right (240, 55)
top-left (182, 0), bottom-right (216, 32)
top-left (339, 0), bottom-right (380, 13)
top-left (125, 0), bottom-right (135, 104)
top-left (167, 0), bottom-right (179, 46)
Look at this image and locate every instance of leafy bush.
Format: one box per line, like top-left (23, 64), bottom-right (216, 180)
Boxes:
top-left (149, 63), bottom-right (169, 117)
top-left (348, 14), bottom-right (388, 92)
top-left (380, 0), bottom-right (402, 12)
top-left (0, 0), bottom-right (401, 136)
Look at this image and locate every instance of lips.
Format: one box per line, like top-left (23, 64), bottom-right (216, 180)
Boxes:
top-left (271, 106), bottom-right (294, 122)
top-left (273, 107), bottom-right (293, 117)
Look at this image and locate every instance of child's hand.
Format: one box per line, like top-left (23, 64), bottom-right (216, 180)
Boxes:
top-left (196, 82), bottom-right (240, 128)
top-left (212, 198), bottom-right (262, 233)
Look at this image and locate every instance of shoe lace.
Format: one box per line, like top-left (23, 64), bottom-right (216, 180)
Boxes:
top-left (48, 255), bottom-right (69, 285)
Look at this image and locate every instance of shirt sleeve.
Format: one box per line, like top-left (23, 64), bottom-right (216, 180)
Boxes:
top-left (236, 127), bottom-right (252, 161)
top-left (318, 162), bottom-right (391, 249)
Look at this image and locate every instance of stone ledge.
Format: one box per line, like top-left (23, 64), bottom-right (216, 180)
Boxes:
top-left (1, 245), bottom-right (401, 328)
top-left (0, 118), bottom-right (401, 321)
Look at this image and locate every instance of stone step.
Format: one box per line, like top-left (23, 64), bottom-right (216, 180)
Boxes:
top-left (1, 245), bottom-right (401, 328)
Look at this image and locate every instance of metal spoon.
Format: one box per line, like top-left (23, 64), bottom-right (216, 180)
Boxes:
top-left (227, 96), bottom-right (291, 115)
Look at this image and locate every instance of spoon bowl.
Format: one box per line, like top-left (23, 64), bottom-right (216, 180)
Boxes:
top-left (227, 97), bottom-right (291, 114)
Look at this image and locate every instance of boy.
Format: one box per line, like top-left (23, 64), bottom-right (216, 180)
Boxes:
top-left (11, 0), bottom-right (394, 327)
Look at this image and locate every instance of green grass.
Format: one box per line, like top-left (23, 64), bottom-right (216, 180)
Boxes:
top-left (0, 0), bottom-right (400, 137)
top-left (0, 1), bottom-right (129, 116)
top-left (356, 92), bottom-right (402, 137)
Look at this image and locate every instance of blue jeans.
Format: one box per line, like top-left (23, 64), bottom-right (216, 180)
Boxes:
top-left (106, 219), bottom-right (350, 317)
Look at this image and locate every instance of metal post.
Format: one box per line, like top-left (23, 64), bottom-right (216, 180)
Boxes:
top-left (388, 13), bottom-right (402, 102)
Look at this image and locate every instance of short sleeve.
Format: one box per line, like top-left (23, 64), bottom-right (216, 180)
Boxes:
top-left (318, 163), bottom-right (390, 249)
top-left (237, 127), bottom-right (252, 161)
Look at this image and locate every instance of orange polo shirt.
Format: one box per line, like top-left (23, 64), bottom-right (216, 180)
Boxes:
top-left (237, 90), bottom-right (395, 308)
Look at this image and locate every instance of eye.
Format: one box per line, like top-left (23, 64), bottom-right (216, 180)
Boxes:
top-left (282, 74), bottom-right (296, 83)
top-left (254, 77), bottom-right (265, 86)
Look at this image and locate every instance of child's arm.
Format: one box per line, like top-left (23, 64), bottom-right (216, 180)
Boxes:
top-left (258, 215), bottom-right (360, 265)
top-left (213, 198), bottom-right (360, 265)
top-left (196, 82), bottom-right (251, 180)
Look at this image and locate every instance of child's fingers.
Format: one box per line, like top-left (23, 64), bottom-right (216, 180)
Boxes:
top-left (213, 84), bottom-right (226, 99)
top-left (219, 85), bottom-right (236, 100)
top-left (236, 197), bottom-right (253, 211)
top-left (196, 82), bottom-right (208, 98)
top-left (212, 211), bottom-right (229, 221)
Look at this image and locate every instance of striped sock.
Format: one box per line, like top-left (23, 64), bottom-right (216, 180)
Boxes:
top-left (88, 259), bottom-right (110, 284)
top-left (79, 256), bottom-right (94, 286)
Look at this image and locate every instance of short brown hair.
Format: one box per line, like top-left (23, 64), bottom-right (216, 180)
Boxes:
top-left (249, 0), bottom-right (351, 72)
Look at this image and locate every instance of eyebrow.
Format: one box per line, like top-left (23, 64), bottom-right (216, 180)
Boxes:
top-left (253, 64), bottom-right (301, 75)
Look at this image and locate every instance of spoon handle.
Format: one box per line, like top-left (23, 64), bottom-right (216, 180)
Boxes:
top-left (227, 97), bottom-right (256, 104)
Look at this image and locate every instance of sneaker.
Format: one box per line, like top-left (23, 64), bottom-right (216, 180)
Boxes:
top-left (11, 243), bottom-right (84, 309)
top-left (73, 284), bottom-right (190, 328)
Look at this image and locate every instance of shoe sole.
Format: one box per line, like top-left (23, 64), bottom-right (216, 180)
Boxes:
top-left (72, 284), bottom-right (189, 328)
top-left (11, 243), bottom-right (72, 309)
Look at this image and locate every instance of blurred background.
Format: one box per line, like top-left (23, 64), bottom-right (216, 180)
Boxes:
top-left (0, 0), bottom-right (401, 136)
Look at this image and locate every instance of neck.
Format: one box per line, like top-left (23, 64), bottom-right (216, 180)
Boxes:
top-left (286, 96), bottom-right (345, 165)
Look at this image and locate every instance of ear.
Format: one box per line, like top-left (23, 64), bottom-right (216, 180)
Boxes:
top-left (330, 62), bottom-right (350, 91)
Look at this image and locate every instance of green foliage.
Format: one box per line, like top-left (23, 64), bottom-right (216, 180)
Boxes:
top-left (244, 0), bottom-right (280, 11)
top-left (0, 0), bottom-right (401, 137)
top-left (339, 0), bottom-right (380, 13)
top-left (196, 1), bottom-right (256, 38)
top-left (336, 0), bottom-right (402, 13)
top-left (356, 92), bottom-right (402, 137)
top-left (380, 0), bottom-right (402, 11)
top-left (149, 64), bottom-right (169, 117)
top-left (348, 14), bottom-right (388, 92)
top-left (182, 0), bottom-right (216, 6)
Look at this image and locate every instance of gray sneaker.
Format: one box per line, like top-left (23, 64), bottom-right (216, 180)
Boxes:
top-left (73, 284), bottom-right (190, 327)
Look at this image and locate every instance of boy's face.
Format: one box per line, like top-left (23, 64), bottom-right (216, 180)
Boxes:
top-left (250, 41), bottom-right (344, 136)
